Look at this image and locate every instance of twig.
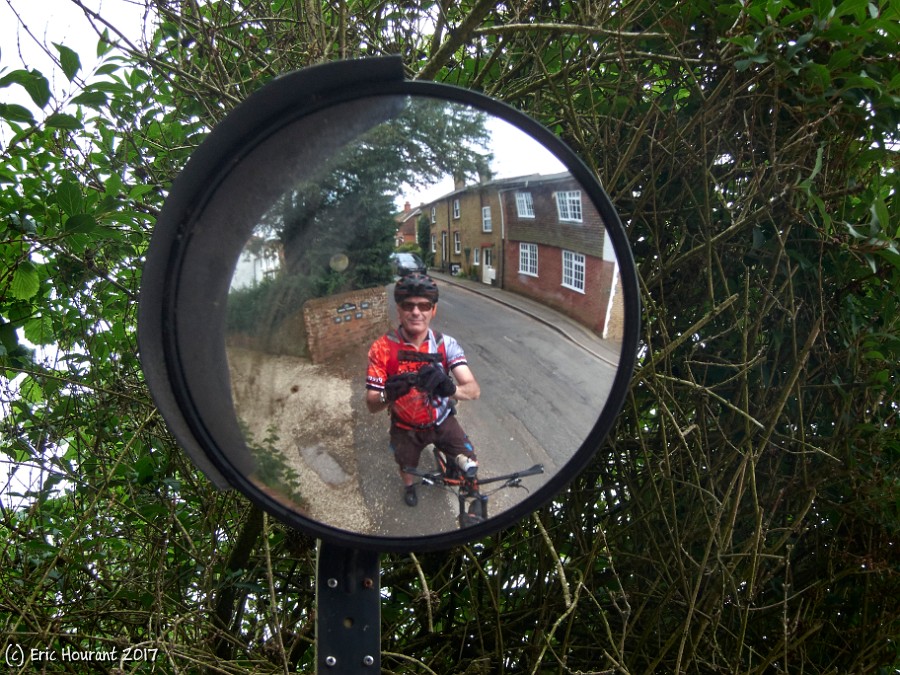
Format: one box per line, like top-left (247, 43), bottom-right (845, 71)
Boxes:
top-left (533, 512), bottom-right (571, 607)
top-left (416, 0), bottom-right (500, 80)
top-left (474, 22), bottom-right (667, 40)
top-left (409, 552), bottom-right (434, 633)
top-left (382, 650), bottom-right (441, 675)
top-left (635, 293), bottom-right (740, 381)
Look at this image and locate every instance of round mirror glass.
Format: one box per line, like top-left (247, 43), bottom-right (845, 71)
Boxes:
top-left (220, 95), bottom-right (628, 538)
top-left (140, 60), bottom-right (639, 551)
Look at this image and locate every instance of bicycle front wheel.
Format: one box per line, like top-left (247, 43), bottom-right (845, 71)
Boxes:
top-left (460, 496), bottom-right (486, 528)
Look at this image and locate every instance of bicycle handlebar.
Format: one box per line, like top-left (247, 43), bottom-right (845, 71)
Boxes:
top-left (477, 464), bottom-right (544, 486)
top-left (402, 459), bottom-right (544, 529)
top-left (403, 463), bottom-right (544, 485)
top-left (402, 465), bottom-right (443, 480)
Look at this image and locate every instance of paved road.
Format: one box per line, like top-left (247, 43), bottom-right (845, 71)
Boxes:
top-left (357, 281), bottom-right (620, 538)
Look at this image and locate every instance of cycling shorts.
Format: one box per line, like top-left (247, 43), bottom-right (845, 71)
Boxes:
top-left (389, 415), bottom-right (476, 470)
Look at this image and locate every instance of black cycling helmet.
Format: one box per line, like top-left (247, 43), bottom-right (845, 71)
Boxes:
top-left (394, 272), bottom-right (439, 303)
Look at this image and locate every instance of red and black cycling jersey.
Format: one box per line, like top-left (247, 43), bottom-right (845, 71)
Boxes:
top-left (367, 327), bottom-right (467, 429)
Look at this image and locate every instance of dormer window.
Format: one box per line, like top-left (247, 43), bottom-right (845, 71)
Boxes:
top-left (556, 190), bottom-right (583, 222)
top-left (516, 191), bottom-right (534, 218)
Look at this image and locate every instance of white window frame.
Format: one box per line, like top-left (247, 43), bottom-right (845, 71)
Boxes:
top-left (482, 206), bottom-right (492, 232)
top-left (516, 191), bottom-right (535, 218)
top-left (519, 243), bottom-right (538, 277)
top-left (454, 231), bottom-right (461, 254)
top-left (431, 234), bottom-right (436, 253)
top-left (431, 206), bottom-right (436, 223)
top-left (452, 198), bottom-right (460, 219)
top-left (473, 248), bottom-right (480, 265)
top-left (562, 250), bottom-right (586, 293)
top-left (556, 190), bottom-right (583, 223)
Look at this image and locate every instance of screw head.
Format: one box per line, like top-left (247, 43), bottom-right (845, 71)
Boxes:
top-left (325, 656), bottom-right (337, 667)
top-left (363, 655), bottom-right (375, 666)
top-left (327, 578), bottom-right (338, 588)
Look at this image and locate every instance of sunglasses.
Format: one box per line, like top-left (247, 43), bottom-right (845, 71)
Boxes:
top-left (399, 301), bottom-right (434, 313)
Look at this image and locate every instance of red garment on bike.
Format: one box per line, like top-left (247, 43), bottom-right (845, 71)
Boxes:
top-left (367, 327), bottom-right (467, 429)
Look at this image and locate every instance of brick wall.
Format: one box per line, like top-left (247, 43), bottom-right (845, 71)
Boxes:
top-left (302, 287), bottom-right (391, 364)
top-left (501, 176), bottom-right (606, 258)
top-left (504, 241), bottom-right (614, 335)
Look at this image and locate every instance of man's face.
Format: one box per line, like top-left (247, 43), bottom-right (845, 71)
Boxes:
top-left (397, 296), bottom-right (436, 336)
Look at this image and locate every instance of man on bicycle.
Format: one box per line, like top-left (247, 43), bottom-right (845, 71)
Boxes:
top-left (366, 272), bottom-right (480, 506)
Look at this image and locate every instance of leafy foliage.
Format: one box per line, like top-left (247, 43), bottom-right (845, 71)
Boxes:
top-left (1, 0), bottom-right (898, 673)
top-left (226, 97), bottom-right (490, 348)
top-left (417, 214), bottom-right (435, 267)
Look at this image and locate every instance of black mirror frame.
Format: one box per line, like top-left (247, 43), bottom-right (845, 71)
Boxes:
top-left (139, 56), bottom-right (640, 552)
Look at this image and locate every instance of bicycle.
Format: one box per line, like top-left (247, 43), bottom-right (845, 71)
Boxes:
top-left (404, 447), bottom-right (544, 528)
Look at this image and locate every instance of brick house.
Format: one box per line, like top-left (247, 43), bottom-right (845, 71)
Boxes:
top-left (425, 174), bottom-right (539, 282)
top-left (393, 202), bottom-right (421, 248)
top-left (422, 171), bottom-right (624, 339)
top-left (500, 172), bottom-right (620, 337)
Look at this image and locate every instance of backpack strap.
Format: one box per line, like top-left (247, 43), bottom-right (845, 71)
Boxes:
top-left (385, 330), bottom-right (402, 376)
top-left (432, 331), bottom-right (448, 371)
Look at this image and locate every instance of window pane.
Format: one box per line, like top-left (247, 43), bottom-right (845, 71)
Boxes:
top-left (556, 191), bottom-right (583, 222)
top-left (519, 243), bottom-right (538, 276)
top-left (562, 250), bottom-right (585, 291)
top-left (516, 192), bottom-right (534, 218)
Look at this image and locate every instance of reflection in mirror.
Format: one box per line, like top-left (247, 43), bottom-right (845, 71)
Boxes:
top-left (224, 96), bottom-right (624, 538)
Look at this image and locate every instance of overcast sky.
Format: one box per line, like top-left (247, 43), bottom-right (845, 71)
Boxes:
top-left (1, 0), bottom-right (148, 115)
top-left (398, 114), bottom-right (568, 210)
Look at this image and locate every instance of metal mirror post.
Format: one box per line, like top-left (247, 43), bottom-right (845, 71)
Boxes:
top-left (138, 57), bottom-right (639, 674)
top-left (316, 543), bottom-right (381, 672)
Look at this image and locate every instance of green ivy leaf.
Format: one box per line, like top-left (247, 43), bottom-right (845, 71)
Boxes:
top-left (64, 213), bottom-right (98, 234)
top-left (0, 68), bottom-right (51, 108)
top-left (10, 260), bottom-right (40, 300)
top-left (870, 196), bottom-right (889, 233)
top-left (53, 43), bottom-right (81, 82)
top-left (811, 0), bottom-right (836, 21)
top-left (71, 89), bottom-right (108, 109)
top-left (0, 321), bottom-right (20, 354)
top-left (45, 113), bottom-right (82, 130)
top-left (56, 180), bottom-right (84, 216)
top-left (736, 54), bottom-right (769, 71)
top-left (835, 0), bottom-right (868, 20)
top-left (96, 29), bottom-right (112, 57)
top-left (23, 315), bottom-right (53, 345)
top-left (0, 102), bottom-right (35, 124)
top-left (95, 62), bottom-right (122, 76)
top-left (8, 215), bottom-right (37, 234)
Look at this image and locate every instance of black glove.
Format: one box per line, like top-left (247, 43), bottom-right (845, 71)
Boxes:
top-left (416, 365), bottom-right (457, 397)
top-left (383, 373), bottom-right (414, 401)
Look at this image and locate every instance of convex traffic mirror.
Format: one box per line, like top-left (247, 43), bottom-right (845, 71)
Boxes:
top-left (139, 57), bottom-right (639, 552)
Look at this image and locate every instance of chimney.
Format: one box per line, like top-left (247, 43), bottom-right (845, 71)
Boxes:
top-left (477, 157), bottom-right (493, 185)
